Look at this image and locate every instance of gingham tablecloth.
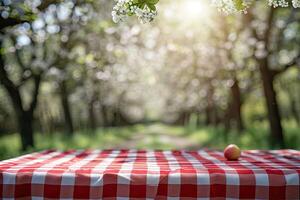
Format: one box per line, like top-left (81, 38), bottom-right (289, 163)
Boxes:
top-left (0, 149), bottom-right (299, 199)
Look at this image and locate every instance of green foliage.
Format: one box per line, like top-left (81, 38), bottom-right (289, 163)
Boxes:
top-left (233, 0), bottom-right (247, 11)
top-left (0, 123), bottom-right (299, 160)
top-left (131, 0), bottom-right (159, 11)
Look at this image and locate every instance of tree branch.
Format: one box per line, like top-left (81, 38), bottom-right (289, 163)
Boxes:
top-left (16, 73), bottom-right (33, 88)
top-left (271, 8), bottom-right (297, 54)
top-left (0, 17), bottom-right (28, 30)
top-left (37, 0), bottom-right (62, 11)
top-left (271, 56), bottom-right (299, 77)
top-left (9, 35), bottom-right (27, 69)
top-left (28, 74), bottom-right (42, 115)
top-left (0, 41), bottom-right (24, 113)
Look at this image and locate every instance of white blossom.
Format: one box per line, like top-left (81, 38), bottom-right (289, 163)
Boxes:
top-left (211, 0), bottom-right (251, 14)
top-left (268, 0), bottom-right (289, 7)
top-left (292, 0), bottom-right (300, 8)
top-left (112, 0), bottom-right (157, 24)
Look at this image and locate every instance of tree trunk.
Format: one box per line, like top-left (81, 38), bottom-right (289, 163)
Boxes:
top-left (247, 7), bottom-right (285, 147)
top-left (224, 105), bottom-right (232, 132)
top-left (205, 82), bottom-right (215, 126)
top-left (231, 78), bottom-right (244, 132)
top-left (0, 40), bottom-right (36, 150)
top-left (59, 80), bottom-right (74, 135)
top-left (175, 112), bottom-right (186, 126)
top-left (111, 108), bottom-right (118, 127)
top-left (196, 112), bottom-right (201, 127)
top-left (205, 106), bottom-right (212, 125)
top-left (285, 84), bottom-right (300, 126)
top-left (18, 111), bottom-right (34, 151)
top-left (213, 108), bottom-right (220, 126)
top-left (100, 104), bottom-right (109, 127)
top-left (259, 59), bottom-right (285, 148)
top-left (290, 94), bottom-right (300, 126)
top-left (88, 100), bottom-right (96, 130)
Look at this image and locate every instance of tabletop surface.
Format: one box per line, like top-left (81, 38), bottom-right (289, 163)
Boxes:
top-left (0, 149), bottom-right (299, 199)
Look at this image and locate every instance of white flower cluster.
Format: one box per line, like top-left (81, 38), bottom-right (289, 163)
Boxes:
top-left (268, 0), bottom-right (289, 7)
top-left (112, 0), bottom-right (157, 24)
top-left (212, 0), bottom-right (300, 14)
top-left (211, 0), bottom-right (251, 14)
top-left (292, 0), bottom-right (300, 7)
top-left (269, 0), bottom-right (300, 8)
top-left (269, 0), bottom-right (300, 7)
top-left (135, 6), bottom-right (157, 23)
top-left (211, 0), bottom-right (236, 14)
top-left (112, 0), bottom-right (129, 23)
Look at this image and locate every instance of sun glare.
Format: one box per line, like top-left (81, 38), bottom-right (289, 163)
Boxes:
top-left (181, 0), bottom-right (211, 20)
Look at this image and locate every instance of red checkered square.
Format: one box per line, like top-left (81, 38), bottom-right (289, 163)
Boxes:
top-left (117, 184), bottom-right (130, 197)
top-left (44, 174), bottom-right (62, 185)
top-left (268, 174), bottom-right (286, 186)
top-left (44, 184), bottom-right (61, 198)
top-left (15, 183), bottom-right (31, 198)
top-left (31, 184), bottom-right (44, 197)
top-left (90, 186), bottom-right (102, 199)
top-left (210, 184), bottom-right (226, 197)
top-left (146, 185), bottom-right (158, 199)
top-left (103, 173), bottom-right (118, 184)
top-left (197, 185), bottom-right (210, 198)
top-left (16, 173), bottom-right (32, 184)
top-left (239, 185), bottom-right (255, 199)
top-left (60, 185), bottom-right (74, 198)
top-left (102, 184), bottom-right (117, 197)
top-left (255, 185), bottom-right (269, 199)
top-left (2, 184), bottom-right (15, 198)
top-left (180, 184), bottom-right (197, 197)
top-left (239, 173), bottom-right (256, 185)
top-left (74, 185), bottom-right (90, 198)
top-left (75, 174), bottom-right (91, 185)
top-left (269, 186), bottom-right (286, 199)
top-left (181, 173), bottom-right (197, 184)
top-left (130, 184), bottom-right (147, 198)
top-left (157, 183), bottom-right (168, 197)
top-left (226, 185), bottom-right (239, 198)
top-left (168, 184), bottom-right (181, 197)
top-left (0, 173), bottom-right (2, 197)
top-left (286, 185), bottom-right (300, 199)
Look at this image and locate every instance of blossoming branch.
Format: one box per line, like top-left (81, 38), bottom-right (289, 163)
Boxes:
top-left (112, 0), bottom-right (300, 23)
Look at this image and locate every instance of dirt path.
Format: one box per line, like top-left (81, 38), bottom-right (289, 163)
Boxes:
top-left (118, 124), bottom-right (199, 149)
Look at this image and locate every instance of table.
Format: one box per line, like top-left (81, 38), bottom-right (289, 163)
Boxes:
top-left (0, 149), bottom-right (299, 199)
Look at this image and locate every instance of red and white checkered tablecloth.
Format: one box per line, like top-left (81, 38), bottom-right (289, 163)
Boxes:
top-left (0, 149), bottom-right (299, 199)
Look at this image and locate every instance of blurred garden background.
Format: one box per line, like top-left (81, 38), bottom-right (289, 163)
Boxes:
top-left (0, 0), bottom-right (299, 160)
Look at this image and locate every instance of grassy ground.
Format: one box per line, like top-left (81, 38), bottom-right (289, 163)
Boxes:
top-left (0, 122), bottom-right (299, 160)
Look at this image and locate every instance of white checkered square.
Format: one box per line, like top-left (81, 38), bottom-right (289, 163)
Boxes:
top-left (3, 172), bottom-right (16, 184)
top-left (167, 197), bottom-right (180, 200)
top-left (90, 174), bottom-right (103, 186)
top-left (31, 172), bottom-right (47, 184)
top-left (118, 173), bottom-right (131, 184)
top-left (147, 173), bottom-right (160, 185)
top-left (226, 173), bottom-right (240, 185)
top-left (117, 197), bottom-right (129, 200)
top-left (32, 197), bottom-right (44, 200)
top-left (197, 173), bottom-right (210, 185)
top-left (285, 173), bottom-right (299, 185)
top-left (168, 172), bottom-right (181, 184)
top-left (61, 173), bottom-right (75, 185)
top-left (255, 173), bottom-right (269, 186)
